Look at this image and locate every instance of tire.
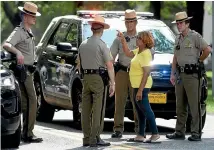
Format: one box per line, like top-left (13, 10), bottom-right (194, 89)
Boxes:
top-left (34, 80), bottom-right (55, 122)
top-left (72, 86), bottom-right (82, 129)
top-left (2, 122), bottom-right (21, 148)
top-left (186, 110), bottom-right (206, 132)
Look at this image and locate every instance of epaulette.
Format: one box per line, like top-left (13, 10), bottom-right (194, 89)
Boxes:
top-left (191, 30), bottom-right (202, 38)
top-left (100, 39), bottom-right (106, 44)
top-left (14, 25), bottom-right (21, 31)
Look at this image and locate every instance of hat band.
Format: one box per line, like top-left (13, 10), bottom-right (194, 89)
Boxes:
top-left (176, 17), bottom-right (188, 22)
top-left (125, 17), bottom-right (137, 21)
top-left (23, 8), bottom-right (36, 15)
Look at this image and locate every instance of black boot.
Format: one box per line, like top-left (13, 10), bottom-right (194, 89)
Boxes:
top-left (166, 132), bottom-right (185, 140)
top-left (111, 131), bottom-right (122, 138)
top-left (96, 137), bottom-right (111, 146)
top-left (188, 135), bottom-right (201, 141)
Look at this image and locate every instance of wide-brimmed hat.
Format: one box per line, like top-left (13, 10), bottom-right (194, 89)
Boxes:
top-left (88, 15), bottom-right (110, 29)
top-left (171, 11), bottom-right (192, 24)
top-left (125, 9), bottom-right (137, 21)
top-left (18, 2), bottom-right (41, 17)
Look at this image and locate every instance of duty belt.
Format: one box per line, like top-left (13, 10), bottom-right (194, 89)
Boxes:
top-left (83, 69), bottom-right (99, 74)
top-left (118, 63), bottom-right (130, 72)
top-left (177, 64), bottom-right (199, 74)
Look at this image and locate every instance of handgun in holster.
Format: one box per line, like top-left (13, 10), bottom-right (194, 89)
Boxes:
top-left (99, 67), bottom-right (109, 86)
top-left (9, 62), bottom-right (27, 83)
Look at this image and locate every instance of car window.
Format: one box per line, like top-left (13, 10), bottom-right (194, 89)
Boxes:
top-left (83, 24), bottom-right (118, 48)
top-left (66, 23), bottom-right (78, 48)
top-left (83, 22), bottom-right (175, 54)
top-left (48, 23), bottom-right (70, 46)
top-left (147, 28), bottom-right (174, 54)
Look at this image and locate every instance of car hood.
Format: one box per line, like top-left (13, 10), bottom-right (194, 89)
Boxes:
top-left (152, 53), bottom-right (174, 65)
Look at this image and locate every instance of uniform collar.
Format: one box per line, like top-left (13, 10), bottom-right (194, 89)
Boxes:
top-left (20, 22), bottom-right (33, 33)
top-left (124, 32), bottom-right (138, 39)
top-left (179, 29), bottom-right (191, 38)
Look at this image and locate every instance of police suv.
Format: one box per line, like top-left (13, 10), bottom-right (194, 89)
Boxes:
top-left (34, 10), bottom-right (208, 130)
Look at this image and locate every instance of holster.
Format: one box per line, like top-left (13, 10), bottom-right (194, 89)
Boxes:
top-left (114, 62), bottom-right (120, 74)
top-left (99, 67), bottom-right (109, 86)
top-left (25, 64), bottom-right (37, 74)
top-left (9, 62), bottom-right (27, 83)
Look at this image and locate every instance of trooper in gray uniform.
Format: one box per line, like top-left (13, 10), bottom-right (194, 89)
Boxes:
top-left (110, 9), bottom-right (139, 138)
top-left (78, 15), bottom-right (115, 147)
top-left (166, 12), bottom-right (211, 141)
top-left (3, 2), bottom-right (43, 143)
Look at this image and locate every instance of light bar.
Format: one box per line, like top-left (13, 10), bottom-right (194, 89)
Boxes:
top-left (77, 10), bottom-right (154, 17)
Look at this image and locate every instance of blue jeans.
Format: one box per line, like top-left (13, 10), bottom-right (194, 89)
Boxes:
top-left (133, 88), bottom-right (158, 136)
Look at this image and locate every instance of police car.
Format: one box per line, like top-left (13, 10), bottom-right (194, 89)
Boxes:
top-left (34, 10), bottom-right (208, 130)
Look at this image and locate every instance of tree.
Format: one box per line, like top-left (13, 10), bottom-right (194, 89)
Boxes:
top-left (186, 1), bottom-right (204, 35)
top-left (2, 1), bottom-right (23, 28)
top-left (150, 1), bottom-right (161, 19)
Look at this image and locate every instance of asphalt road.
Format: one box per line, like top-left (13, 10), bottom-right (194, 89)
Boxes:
top-left (2, 111), bottom-right (214, 150)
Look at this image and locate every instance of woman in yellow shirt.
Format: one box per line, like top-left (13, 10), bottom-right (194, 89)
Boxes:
top-left (117, 30), bottom-right (160, 143)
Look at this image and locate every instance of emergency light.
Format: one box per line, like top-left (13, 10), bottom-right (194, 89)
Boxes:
top-left (77, 10), bottom-right (154, 18)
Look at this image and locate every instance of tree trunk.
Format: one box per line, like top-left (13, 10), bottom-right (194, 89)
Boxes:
top-left (186, 1), bottom-right (204, 35)
top-left (150, 1), bottom-right (161, 19)
top-left (2, 1), bottom-right (22, 28)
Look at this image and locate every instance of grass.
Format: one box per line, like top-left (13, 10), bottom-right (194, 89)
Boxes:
top-left (206, 71), bottom-right (214, 113)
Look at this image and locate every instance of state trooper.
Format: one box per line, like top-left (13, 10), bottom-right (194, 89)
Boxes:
top-left (3, 2), bottom-right (43, 143)
top-left (110, 9), bottom-right (139, 138)
top-left (78, 15), bottom-right (115, 147)
top-left (166, 11), bottom-right (211, 141)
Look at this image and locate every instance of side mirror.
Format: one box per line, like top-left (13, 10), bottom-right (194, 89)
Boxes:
top-left (56, 42), bottom-right (78, 53)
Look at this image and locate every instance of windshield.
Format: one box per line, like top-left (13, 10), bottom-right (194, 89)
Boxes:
top-left (83, 22), bottom-right (175, 54)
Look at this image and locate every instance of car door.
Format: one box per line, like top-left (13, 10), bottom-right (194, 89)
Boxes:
top-left (40, 22), bottom-right (71, 104)
top-left (54, 22), bottom-right (79, 101)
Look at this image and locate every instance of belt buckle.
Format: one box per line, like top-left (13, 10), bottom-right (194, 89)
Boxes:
top-left (180, 67), bottom-right (184, 73)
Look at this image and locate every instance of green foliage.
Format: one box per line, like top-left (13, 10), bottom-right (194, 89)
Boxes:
top-left (0, 1), bottom-right (191, 44)
top-left (161, 1), bottom-right (186, 25)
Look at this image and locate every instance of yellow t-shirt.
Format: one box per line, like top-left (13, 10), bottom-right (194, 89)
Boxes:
top-left (129, 48), bottom-right (153, 88)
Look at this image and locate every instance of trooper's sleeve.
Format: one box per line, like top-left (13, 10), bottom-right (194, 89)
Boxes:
top-left (110, 38), bottom-right (120, 59)
top-left (194, 32), bottom-right (209, 51)
top-left (6, 27), bottom-right (22, 46)
top-left (101, 42), bottom-right (113, 63)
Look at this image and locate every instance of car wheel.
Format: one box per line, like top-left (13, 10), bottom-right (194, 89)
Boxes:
top-left (34, 80), bottom-right (55, 122)
top-left (72, 86), bottom-right (82, 129)
top-left (186, 110), bottom-right (206, 132)
top-left (3, 121), bottom-right (21, 148)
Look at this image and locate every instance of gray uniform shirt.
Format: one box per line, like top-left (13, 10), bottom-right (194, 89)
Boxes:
top-left (6, 22), bottom-right (36, 65)
top-left (110, 32), bottom-right (137, 67)
top-left (79, 36), bottom-right (113, 69)
top-left (174, 29), bottom-right (208, 66)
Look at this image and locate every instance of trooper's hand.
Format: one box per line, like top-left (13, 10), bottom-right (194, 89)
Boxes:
top-left (16, 51), bottom-right (24, 64)
top-left (109, 84), bottom-right (115, 97)
top-left (116, 30), bottom-right (125, 43)
top-left (170, 74), bottom-right (176, 86)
